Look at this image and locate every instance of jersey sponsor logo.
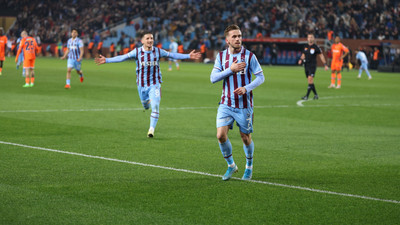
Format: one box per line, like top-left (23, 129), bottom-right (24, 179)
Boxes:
top-left (141, 61), bottom-right (159, 66)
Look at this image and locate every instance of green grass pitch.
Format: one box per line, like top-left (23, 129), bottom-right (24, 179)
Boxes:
top-left (0, 57), bottom-right (399, 224)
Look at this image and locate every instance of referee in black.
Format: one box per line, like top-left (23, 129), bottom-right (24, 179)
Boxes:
top-left (298, 33), bottom-right (328, 100)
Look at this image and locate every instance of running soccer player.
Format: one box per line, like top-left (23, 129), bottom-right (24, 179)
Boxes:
top-left (355, 49), bottom-right (372, 80)
top-left (61, 29), bottom-right (84, 89)
top-left (15, 31), bottom-right (38, 87)
top-left (298, 33), bottom-right (328, 100)
top-left (95, 31), bottom-right (201, 138)
top-left (0, 27), bottom-right (8, 76)
top-left (329, 36), bottom-right (349, 89)
top-left (210, 24), bottom-right (265, 181)
top-left (168, 37), bottom-right (179, 71)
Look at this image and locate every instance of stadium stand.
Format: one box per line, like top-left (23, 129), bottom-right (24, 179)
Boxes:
top-left (3, 0), bottom-right (400, 66)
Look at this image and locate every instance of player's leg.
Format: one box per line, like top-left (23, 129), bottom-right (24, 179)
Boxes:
top-left (29, 60), bottom-right (35, 86)
top-left (336, 71), bottom-right (342, 88)
top-left (175, 60), bottom-right (179, 70)
top-left (357, 65), bottom-right (363, 79)
top-left (168, 59), bottom-right (172, 71)
top-left (138, 86), bottom-right (150, 110)
top-left (216, 104), bottom-right (237, 180)
top-left (22, 60), bottom-right (31, 87)
top-left (329, 62), bottom-right (337, 88)
top-left (75, 61), bottom-right (84, 82)
top-left (363, 63), bottom-right (372, 79)
top-left (308, 70), bottom-right (318, 99)
top-left (302, 69), bottom-right (311, 100)
top-left (235, 107), bottom-right (254, 180)
top-left (0, 60), bottom-right (3, 75)
top-left (65, 67), bottom-right (72, 88)
top-left (65, 59), bottom-right (74, 88)
top-left (147, 85), bottom-right (161, 138)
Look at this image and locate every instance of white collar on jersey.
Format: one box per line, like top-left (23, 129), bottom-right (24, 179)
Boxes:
top-left (141, 46), bottom-right (154, 52)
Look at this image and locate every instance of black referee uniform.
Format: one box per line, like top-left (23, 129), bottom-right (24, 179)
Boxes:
top-left (301, 44), bottom-right (322, 100)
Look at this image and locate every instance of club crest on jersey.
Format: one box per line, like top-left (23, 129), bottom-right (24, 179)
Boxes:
top-left (310, 48), bottom-right (315, 54)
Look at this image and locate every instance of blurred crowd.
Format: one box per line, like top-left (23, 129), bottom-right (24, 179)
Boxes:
top-left (3, 0), bottom-right (400, 49)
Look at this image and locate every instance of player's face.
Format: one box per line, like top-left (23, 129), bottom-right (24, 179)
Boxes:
top-left (71, 30), bottom-right (78, 38)
top-left (335, 36), bottom-right (340, 44)
top-left (226, 29), bottom-right (242, 50)
top-left (141, 34), bottom-right (154, 49)
top-left (307, 34), bottom-right (315, 45)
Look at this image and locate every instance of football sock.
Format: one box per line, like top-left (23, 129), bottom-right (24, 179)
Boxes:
top-left (243, 141), bottom-right (254, 168)
top-left (337, 73), bottom-right (342, 86)
top-left (331, 73), bottom-right (336, 85)
top-left (66, 79), bottom-right (71, 85)
top-left (0, 68), bottom-right (2, 73)
top-left (219, 139), bottom-right (234, 166)
top-left (25, 77), bottom-right (30, 84)
top-left (149, 100), bottom-right (159, 129)
top-left (31, 77), bottom-right (35, 84)
top-left (306, 84), bottom-right (312, 97)
top-left (311, 83), bottom-right (317, 95)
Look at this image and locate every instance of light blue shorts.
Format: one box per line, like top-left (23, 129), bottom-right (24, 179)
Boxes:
top-left (360, 63), bottom-right (368, 70)
top-left (216, 104), bottom-right (253, 134)
top-left (67, 59), bottom-right (82, 71)
top-left (137, 84), bottom-right (161, 109)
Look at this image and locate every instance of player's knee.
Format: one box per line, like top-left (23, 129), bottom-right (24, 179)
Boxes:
top-left (216, 132), bottom-right (227, 143)
top-left (240, 133), bottom-right (252, 145)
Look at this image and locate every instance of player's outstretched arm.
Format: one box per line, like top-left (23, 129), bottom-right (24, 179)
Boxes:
top-left (95, 55), bottom-right (106, 65)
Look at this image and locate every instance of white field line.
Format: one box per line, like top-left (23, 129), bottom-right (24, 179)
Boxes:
top-left (1, 140), bottom-right (399, 205)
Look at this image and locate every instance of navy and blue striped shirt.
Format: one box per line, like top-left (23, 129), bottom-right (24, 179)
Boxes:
top-left (67, 37), bottom-right (83, 60)
top-left (106, 46), bottom-right (190, 87)
top-left (211, 47), bottom-right (264, 109)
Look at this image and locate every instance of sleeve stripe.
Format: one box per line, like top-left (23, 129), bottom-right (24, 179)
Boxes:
top-left (254, 70), bottom-right (263, 75)
top-left (214, 66), bottom-right (222, 71)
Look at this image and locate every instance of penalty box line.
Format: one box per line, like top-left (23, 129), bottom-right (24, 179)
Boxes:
top-left (1, 140), bottom-right (399, 205)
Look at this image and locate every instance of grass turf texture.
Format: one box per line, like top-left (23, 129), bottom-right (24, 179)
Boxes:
top-left (0, 57), bottom-right (399, 224)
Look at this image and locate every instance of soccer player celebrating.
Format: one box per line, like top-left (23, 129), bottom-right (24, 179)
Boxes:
top-left (61, 29), bottom-right (84, 89)
top-left (298, 33), bottom-right (328, 100)
top-left (355, 48), bottom-right (372, 80)
top-left (0, 27), bottom-right (8, 76)
top-left (329, 36), bottom-right (349, 89)
top-left (210, 24), bottom-right (265, 181)
top-left (95, 31), bottom-right (201, 138)
top-left (15, 31), bottom-right (39, 87)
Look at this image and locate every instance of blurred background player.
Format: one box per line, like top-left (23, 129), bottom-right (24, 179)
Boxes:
top-left (329, 36), bottom-right (349, 89)
top-left (355, 48), bottom-right (372, 80)
top-left (15, 31), bottom-right (39, 87)
top-left (16, 35), bottom-right (26, 76)
top-left (61, 29), bottom-right (84, 89)
top-left (95, 31), bottom-right (201, 138)
top-left (0, 27), bottom-right (8, 76)
top-left (298, 33), bottom-right (328, 100)
top-left (210, 24), bottom-right (265, 181)
top-left (168, 37), bottom-right (179, 71)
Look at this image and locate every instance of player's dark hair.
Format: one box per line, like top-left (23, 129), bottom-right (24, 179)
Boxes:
top-left (307, 32), bottom-right (315, 36)
top-left (71, 28), bottom-right (79, 35)
top-left (224, 24), bottom-right (240, 37)
top-left (140, 30), bottom-right (153, 38)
